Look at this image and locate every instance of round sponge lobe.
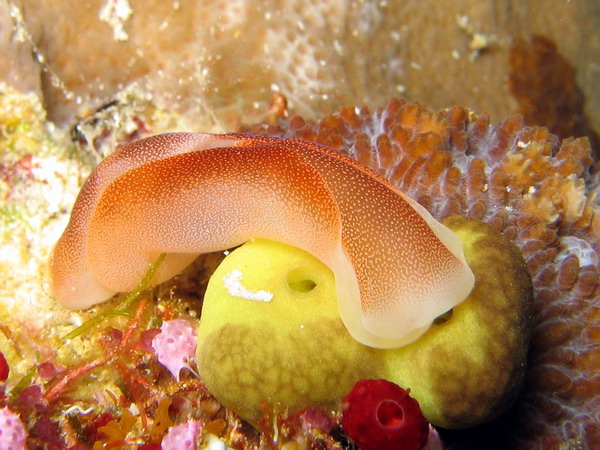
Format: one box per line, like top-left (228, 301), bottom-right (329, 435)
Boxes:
top-left (196, 239), bottom-right (381, 424)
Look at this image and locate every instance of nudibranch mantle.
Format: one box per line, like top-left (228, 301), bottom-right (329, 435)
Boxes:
top-left (49, 132), bottom-right (474, 348)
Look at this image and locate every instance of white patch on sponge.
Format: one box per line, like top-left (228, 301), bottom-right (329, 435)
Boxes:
top-left (223, 269), bottom-right (273, 302)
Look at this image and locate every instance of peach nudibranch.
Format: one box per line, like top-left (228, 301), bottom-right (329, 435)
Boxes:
top-left (49, 132), bottom-right (475, 349)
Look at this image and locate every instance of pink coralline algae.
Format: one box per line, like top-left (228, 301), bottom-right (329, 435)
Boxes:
top-left (342, 379), bottom-right (430, 450)
top-left (161, 419), bottom-right (202, 450)
top-left (0, 406), bottom-right (27, 450)
top-left (151, 319), bottom-right (198, 382)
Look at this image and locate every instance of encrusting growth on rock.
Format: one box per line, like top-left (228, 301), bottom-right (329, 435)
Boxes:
top-left (19, 91), bottom-right (596, 446)
top-left (246, 97), bottom-right (599, 446)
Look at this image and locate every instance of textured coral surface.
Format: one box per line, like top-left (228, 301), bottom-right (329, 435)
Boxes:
top-left (3, 0), bottom-right (599, 134)
top-left (247, 98), bottom-right (600, 448)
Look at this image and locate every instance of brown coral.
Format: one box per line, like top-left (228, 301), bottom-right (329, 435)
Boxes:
top-left (509, 35), bottom-right (600, 158)
top-left (246, 97), bottom-right (600, 448)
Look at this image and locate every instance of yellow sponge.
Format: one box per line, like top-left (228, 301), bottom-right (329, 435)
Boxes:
top-left (196, 239), bottom-right (381, 425)
top-left (381, 217), bottom-right (533, 428)
top-left (196, 218), bottom-right (533, 429)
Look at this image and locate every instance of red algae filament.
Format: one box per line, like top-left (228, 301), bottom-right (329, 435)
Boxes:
top-left (0, 352), bottom-right (8, 382)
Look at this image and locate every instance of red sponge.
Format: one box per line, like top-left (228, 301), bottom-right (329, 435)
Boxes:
top-left (342, 379), bottom-right (430, 450)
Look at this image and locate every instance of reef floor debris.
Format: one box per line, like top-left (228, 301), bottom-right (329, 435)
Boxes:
top-left (1, 83), bottom-right (599, 447)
